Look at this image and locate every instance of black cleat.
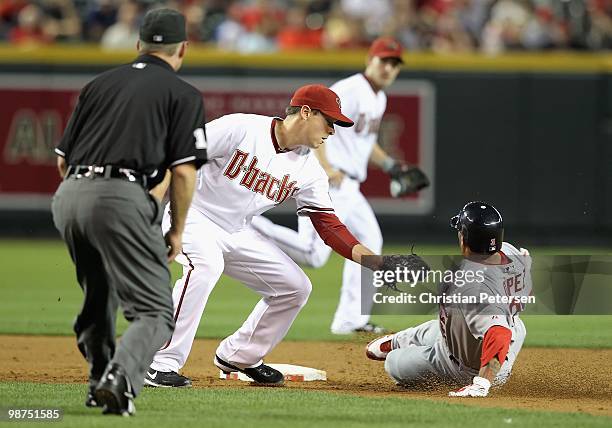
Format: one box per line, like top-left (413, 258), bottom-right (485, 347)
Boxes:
top-left (144, 368), bottom-right (192, 388)
top-left (85, 386), bottom-right (101, 408)
top-left (94, 364), bottom-right (135, 417)
top-left (214, 355), bottom-right (284, 385)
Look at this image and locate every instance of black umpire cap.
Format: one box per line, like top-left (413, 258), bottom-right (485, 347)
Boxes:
top-left (140, 8), bottom-right (187, 44)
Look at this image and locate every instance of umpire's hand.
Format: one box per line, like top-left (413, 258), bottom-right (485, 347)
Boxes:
top-left (165, 230), bottom-right (183, 262)
top-left (164, 163), bottom-right (197, 263)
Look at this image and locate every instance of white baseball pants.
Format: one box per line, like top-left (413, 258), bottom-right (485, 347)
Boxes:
top-left (251, 177), bottom-right (383, 334)
top-left (384, 318), bottom-right (526, 386)
top-left (150, 207), bottom-right (312, 372)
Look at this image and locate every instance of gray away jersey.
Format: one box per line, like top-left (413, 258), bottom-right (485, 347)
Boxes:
top-left (437, 242), bottom-right (532, 370)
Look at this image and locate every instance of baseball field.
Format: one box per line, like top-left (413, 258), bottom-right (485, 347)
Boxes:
top-left (1, 239), bottom-right (611, 427)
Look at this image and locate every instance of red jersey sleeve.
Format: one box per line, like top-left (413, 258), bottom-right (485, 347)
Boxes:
top-left (480, 325), bottom-right (512, 367)
top-left (307, 212), bottom-right (360, 260)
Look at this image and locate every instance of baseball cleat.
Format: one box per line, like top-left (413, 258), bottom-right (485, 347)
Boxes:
top-left (85, 389), bottom-right (101, 407)
top-left (94, 364), bottom-right (135, 417)
top-left (144, 368), bottom-right (192, 388)
top-left (85, 385), bottom-right (101, 408)
top-left (214, 355), bottom-right (284, 385)
top-left (365, 334), bottom-right (395, 361)
top-left (354, 323), bottom-right (388, 334)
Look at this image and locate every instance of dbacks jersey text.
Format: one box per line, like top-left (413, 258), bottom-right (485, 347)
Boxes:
top-left (190, 114), bottom-right (334, 232)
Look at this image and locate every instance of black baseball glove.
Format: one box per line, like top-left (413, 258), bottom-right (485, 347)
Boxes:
top-left (378, 253), bottom-right (430, 291)
top-left (388, 164), bottom-right (430, 197)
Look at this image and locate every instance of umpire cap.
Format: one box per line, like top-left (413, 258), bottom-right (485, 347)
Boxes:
top-left (450, 202), bottom-right (503, 254)
top-left (140, 8), bottom-right (187, 44)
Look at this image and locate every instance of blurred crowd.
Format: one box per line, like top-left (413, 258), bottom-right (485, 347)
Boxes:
top-left (1, 0), bottom-right (611, 53)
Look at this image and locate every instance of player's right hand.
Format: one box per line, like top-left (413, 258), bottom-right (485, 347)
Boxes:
top-left (164, 230), bottom-right (182, 262)
top-left (448, 376), bottom-right (491, 397)
top-left (326, 168), bottom-right (345, 188)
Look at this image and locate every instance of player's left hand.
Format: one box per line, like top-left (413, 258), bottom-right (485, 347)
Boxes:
top-left (448, 376), bottom-right (491, 397)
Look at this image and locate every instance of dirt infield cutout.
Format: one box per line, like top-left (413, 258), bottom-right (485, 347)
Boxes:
top-left (2, 335), bottom-right (611, 416)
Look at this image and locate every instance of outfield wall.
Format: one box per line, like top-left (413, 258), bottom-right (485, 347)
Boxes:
top-left (0, 46), bottom-right (610, 245)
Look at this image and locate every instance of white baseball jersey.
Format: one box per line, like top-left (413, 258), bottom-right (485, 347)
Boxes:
top-left (324, 73), bottom-right (387, 182)
top-left (152, 113), bottom-right (337, 372)
top-left (438, 242), bottom-right (532, 370)
top-left (191, 113), bottom-right (334, 232)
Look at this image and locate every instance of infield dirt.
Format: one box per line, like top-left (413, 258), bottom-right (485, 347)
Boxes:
top-left (3, 335), bottom-right (611, 416)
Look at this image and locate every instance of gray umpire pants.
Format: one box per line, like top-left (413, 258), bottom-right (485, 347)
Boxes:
top-left (52, 176), bottom-right (175, 396)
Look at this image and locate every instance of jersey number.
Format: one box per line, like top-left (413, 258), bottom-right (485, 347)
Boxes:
top-left (193, 128), bottom-right (207, 149)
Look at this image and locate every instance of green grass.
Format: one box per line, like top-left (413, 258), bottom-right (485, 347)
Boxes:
top-left (2, 240), bottom-right (611, 426)
top-left (1, 239), bottom-right (611, 347)
top-left (0, 383), bottom-right (610, 428)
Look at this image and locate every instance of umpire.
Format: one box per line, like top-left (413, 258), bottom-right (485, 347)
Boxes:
top-left (51, 8), bottom-right (207, 416)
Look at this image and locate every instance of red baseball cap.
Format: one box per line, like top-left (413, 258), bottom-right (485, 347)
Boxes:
top-left (290, 84), bottom-right (354, 127)
top-left (368, 37), bottom-right (404, 63)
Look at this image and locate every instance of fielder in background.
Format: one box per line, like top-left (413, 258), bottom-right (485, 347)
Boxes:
top-left (144, 84), bottom-right (428, 388)
top-left (251, 37), bottom-right (430, 335)
top-left (366, 202), bottom-right (531, 397)
top-left (52, 9), bottom-right (207, 416)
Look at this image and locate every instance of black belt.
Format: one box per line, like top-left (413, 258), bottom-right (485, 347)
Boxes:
top-left (338, 169), bottom-right (359, 181)
top-left (65, 165), bottom-right (148, 188)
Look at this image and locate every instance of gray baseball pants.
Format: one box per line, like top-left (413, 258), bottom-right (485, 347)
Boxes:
top-left (52, 176), bottom-right (175, 396)
top-left (384, 319), bottom-right (526, 387)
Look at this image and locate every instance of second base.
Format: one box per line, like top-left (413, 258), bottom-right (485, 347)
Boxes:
top-left (219, 363), bottom-right (327, 382)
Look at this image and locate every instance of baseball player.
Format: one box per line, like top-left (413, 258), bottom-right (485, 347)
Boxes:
top-left (143, 84), bottom-right (427, 387)
top-left (366, 202), bottom-right (531, 397)
top-left (251, 37), bottom-right (429, 335)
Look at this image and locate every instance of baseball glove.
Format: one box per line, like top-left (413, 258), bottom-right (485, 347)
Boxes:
top-left (388, 164), bottom-right (430, 197)
top-left (378, 253), bottom-right (430, 291)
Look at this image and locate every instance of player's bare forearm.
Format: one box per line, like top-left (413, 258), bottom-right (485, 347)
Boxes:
top-left (168, 163), bottom-right (196, 236)
top-left (369, 143), bottom-right (389, 168)
top-left (150, 170), bottom-right (171, 202)
top-left (56, 156), bottom-right (67, 178)
top-left (369, 143), bottom-right (396, 172)
top-left (448, 357), bottom-right (500, 398)
top-left (352, 244), bottom-right (383, 269)
top-left (478, 357), bottom-right (502, 383)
